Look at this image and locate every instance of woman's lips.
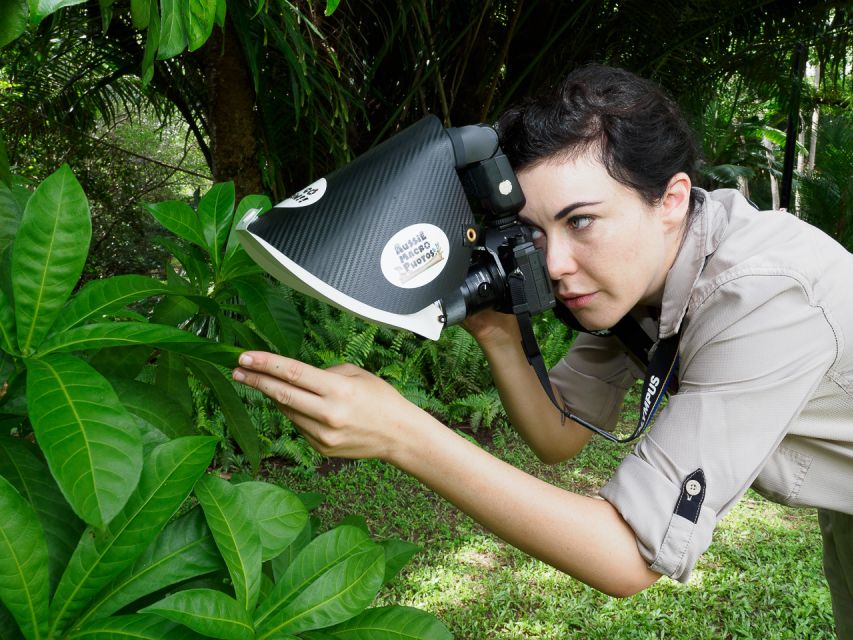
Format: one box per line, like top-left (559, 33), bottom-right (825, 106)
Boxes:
top-left (561, 292), bottom-right (596, 309)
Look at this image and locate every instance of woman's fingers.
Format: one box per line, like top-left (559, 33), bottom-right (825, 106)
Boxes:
top-left (235, 351), bottom-right (331, 394)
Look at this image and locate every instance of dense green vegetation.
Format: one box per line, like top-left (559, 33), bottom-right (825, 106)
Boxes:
top-left (1, 1), bottom-right (852, 639)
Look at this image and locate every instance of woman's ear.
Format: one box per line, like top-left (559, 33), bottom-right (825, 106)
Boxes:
top-left (660, 172), bottom-right (692, 232)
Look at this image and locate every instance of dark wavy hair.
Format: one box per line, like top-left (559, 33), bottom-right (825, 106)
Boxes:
top-left (497, 64), bottom-right (703, 213)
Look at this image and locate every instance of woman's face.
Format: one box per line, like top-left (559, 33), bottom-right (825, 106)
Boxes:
top-left (517, 153), bottom-right (689, 331)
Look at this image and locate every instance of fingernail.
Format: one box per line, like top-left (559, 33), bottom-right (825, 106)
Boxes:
top-left (239, 354), bottom-right (253, 366)
top-left (233, 369), bottom-right (246, 382)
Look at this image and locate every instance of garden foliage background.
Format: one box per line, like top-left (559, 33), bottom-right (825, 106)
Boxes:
top-left (1, 1), bottom-right (852, 639)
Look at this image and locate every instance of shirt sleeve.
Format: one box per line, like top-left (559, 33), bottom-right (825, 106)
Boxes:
top-left (549, 332), bottom-right (640, 431)
top-left (599, 273), bottom-right (838, 582)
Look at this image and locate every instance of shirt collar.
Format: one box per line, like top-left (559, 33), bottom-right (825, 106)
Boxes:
top-left (658, 189), bottom-right (725, 339)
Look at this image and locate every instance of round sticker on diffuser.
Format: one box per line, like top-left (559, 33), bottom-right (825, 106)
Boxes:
top-left (380, 224), bottom-right (450, 288)
top-left (276, 178), bottom-right (327, 208)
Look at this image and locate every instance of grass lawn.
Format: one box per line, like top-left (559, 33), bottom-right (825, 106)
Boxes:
top-left (270, 400), bottom-right (835, 639)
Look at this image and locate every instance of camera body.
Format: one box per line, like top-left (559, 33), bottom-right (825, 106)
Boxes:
top-left (440, 123), bottom-right (555, 326)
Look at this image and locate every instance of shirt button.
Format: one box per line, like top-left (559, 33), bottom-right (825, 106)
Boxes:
top-left (685, 479), bottom-right (702, 496)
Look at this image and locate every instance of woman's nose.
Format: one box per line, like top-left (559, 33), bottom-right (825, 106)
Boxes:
top-left (545, 235), bottom-right (579, 280)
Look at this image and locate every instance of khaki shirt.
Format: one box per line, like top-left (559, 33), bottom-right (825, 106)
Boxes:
top-left (550, 188), bottom-right (853, 582)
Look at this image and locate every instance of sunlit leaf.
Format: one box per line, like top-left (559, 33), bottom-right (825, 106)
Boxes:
top-left (194, 475), bottom-right (262, 612)
top-left (0, 475), bottom-right (50, 640)
top-left (235, 482), bottom-right (308, 561)
top-left (157, 0), bottom-right (187, 59)
top-left (26, 354), bottom-right (142, 528)
top-left (12, 165), bottom-right (90, 355)
top-left (49, 436), bottom-right (216, 636)
top-left (142, 589), bottom-right (252, 640)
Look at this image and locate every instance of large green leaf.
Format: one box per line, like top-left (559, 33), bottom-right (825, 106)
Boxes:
top-left (143, 201), bottom-right (205, 250)
top-left (37, 321), bottom-right (242, 369)
top-left (314, 605), bottom-right (453, 640)
top-left (235, 482), bottom-right (308, 562)
top-left (0, 0), bottom-right (28, 47)
top-left (234, 278), bottom-right (302, 357)
top-left (157, 0), bottom-right (187, 59)
top-left (183, 0), bottom-right (216, 51)
top-left (256, 546), bottom-right (385, 638)
top-left (110, 379), bottom-right (194, 439)
top-left (0, 475), bottom-right (50, 640)
top-left (0, 177), bottom-right (27, 257)
top-left (153, 350), bottom-right (193, 418)
top-left (28, 0), bottom-right (88, 25)
top-left (78, 507), bottom-right (223, 625)
top-left (89, 345), bottom-right (154, 381)
top-left (194, 475), bottom-right (262, 612)
top-left (48, 436), bottom-right (216, 637)
top-left (270, 517), bottom-right (319, 583)
top-left (187, 361), bottom-right (259, 472)
top-left (140, 0), bottom-right (160, 85)
top-left (68, 614), bottom-right (201, 639)
top-left (141, 589), bottom-right (252, 640)
top-left (129, 0), bottom-right (150, 28)
top-left (12, 165), bottom-right (90, 355)
top-left (0, 285), bottom-right (16, 355)
top-left (197, 182), bottom-right (235, 273)
top-left (51, 276), bottom-right (173, 334)
top-left (0, 436), bottom-right (84, 594)
top-left (255, 526), bottom-right (375, 633)
top-left (378, 539), bottom-right (420, 586)
top-left (26, 354), bottom-right (143, 528)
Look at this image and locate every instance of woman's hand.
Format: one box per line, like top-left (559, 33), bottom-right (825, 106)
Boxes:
top-left (232, 352), bottom-right (419, 461)
top-left (461, 308), bottom-right (522, 349)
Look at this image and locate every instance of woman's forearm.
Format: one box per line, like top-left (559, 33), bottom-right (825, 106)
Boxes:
top-left (478, 328), bottom-right (593, 462)
top-left (388, 409), bottom-right (660, 597)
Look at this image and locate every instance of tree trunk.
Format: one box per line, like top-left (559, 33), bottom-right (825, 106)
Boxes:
top-left (196, 19), bottom-right (263, 200)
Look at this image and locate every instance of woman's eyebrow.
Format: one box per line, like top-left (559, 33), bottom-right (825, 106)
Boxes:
top-left (554, 201), bottom-right (602, 221)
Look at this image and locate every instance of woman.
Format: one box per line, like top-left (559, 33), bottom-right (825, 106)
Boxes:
top-left (232, 65), bottom-right (853, 637)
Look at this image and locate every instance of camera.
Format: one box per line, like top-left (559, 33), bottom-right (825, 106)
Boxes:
top-left (439, 123), bottom-right (555, 326)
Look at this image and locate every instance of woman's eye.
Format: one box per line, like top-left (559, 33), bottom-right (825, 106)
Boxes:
top-left (568, 215), bottom-right (593, 231)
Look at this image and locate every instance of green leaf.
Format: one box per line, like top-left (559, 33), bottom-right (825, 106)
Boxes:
top-left (194, 475), bottom-right (262, 612)
top-left (0, 0), bottom-right (28, 47)
top-left (88, 345), bottom-right (153, 381)
top-left (157, 0), bottom-right (187, 59)
top-left (255, 525), bottom-right (375, 634)
top-left (197, 182), bottom-right (235, 273)
top-left (69, 613), bottom-right (200, 639)
top-left (187, 361), bottom-right (259, 472)
top-left (12, 165), bottom-right (90, 355)
top-left (319, 605), bottom-right (453, 640)
top-left (324, 0), bottom-right (341, 17)
top-left (379, 539), bottom-right (420, 585)
top-left (51, 275), bottom-right (172, 334)
top-left (142, 589), bottom-right (252, 640)
top-left (234, 278), bottom-right (302, 356)
top-left (79, 507), bottom-right (223, 625)
top-left (0, 285), bottom-right (17, 355)
top-left (29, 0), bottom-right (87, 25)
top-left (49, 436), bottom-right (216, 637)
top-left (224, 194), bottom-right (272, 264)
top-left (154, 350), bottom-right (193, 418)
top-left (140, 0), bottom-right (160, 85)
top-left (0, 181), bottom-right (27, 257)
top-left (270, 517), bottom-right (318, 583)
top-left (0, 436), bottom-right (84, 594)
top-left (130, 0), bottom-right (149, 28)
top-left (214, 0), bottom-right (225, 27)
top-left (183, 0), bottom-right (215, 51)
top-left (144, 201), bottom-right (206, 250)
top-left (0, 475), bottom-right (50, 640)
top-left (110, 379), bottom-right (194, 439)
top-left (219, 248), bottom-right (263, 283)
top-left (235, 482), bottom-right (308, 561)
top-left (256, 546), bottom-right (385, 638)
top-left (37, 321), bottom-right (242, 370)
top-left (26, 354), bottom-right (142, 528)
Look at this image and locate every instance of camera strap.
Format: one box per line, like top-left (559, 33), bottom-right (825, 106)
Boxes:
top-left (508, 273), bottom-right (679, 443)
